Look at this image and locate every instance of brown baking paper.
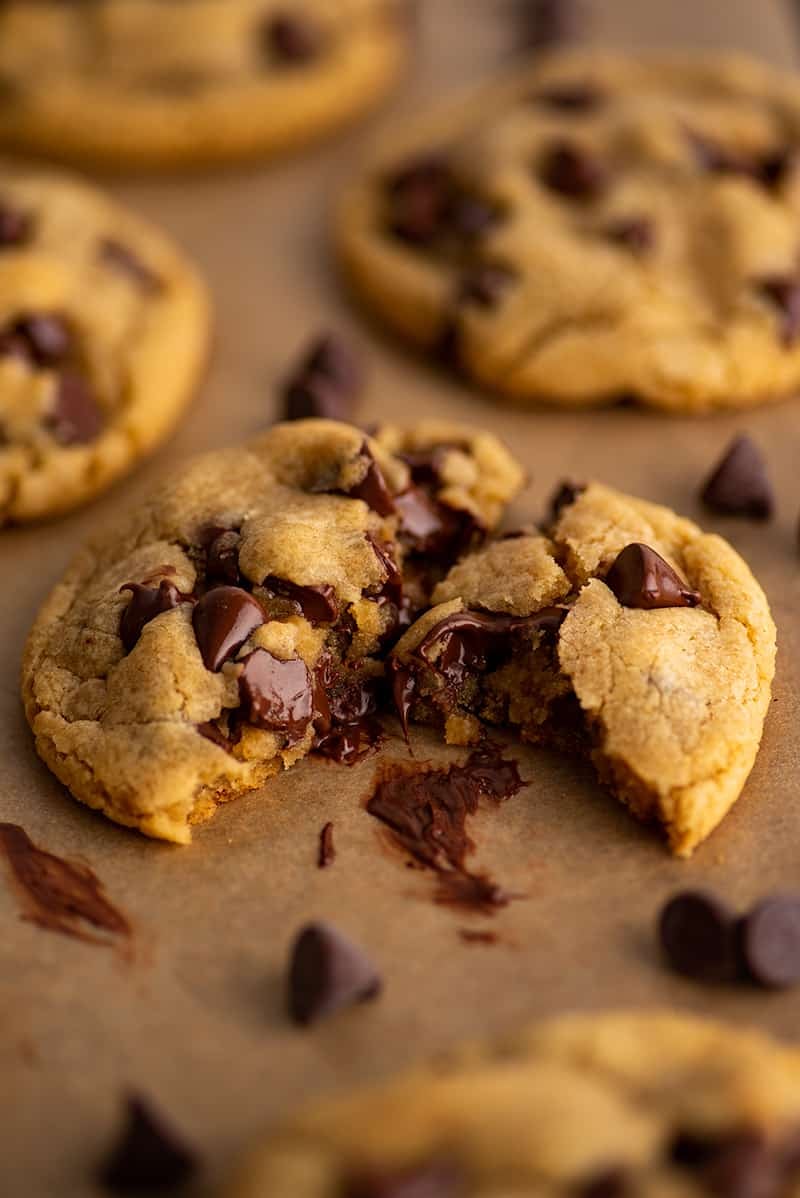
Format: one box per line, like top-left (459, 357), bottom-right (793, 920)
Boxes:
top-left (3, 2), bottom-right (800, 1194)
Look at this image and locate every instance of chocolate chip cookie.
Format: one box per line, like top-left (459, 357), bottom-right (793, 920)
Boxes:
top-left (338, 50), bottom-right (800, 411)
top-left (0, 1), bottom-right (407, 170)
top-left (0, 163), bottom-right (210, 523)
top-left (226, 1011), bottom-right (800, 1197)
top-left (391, 482), bottom-right (776, 856)
top-left (22, 419), bottom-right (522, 842)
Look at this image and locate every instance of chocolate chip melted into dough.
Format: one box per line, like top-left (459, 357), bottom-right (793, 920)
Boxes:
top-left (0, 824), bottom-right (130, 946)
top-left (366, 744), bottom-right (524, 913)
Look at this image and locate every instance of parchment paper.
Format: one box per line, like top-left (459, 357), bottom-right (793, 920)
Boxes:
top-left (3, 2), bottom-right (800, 1194)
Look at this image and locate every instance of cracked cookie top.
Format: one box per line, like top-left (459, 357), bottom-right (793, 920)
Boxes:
top-left (338, 50), bottom-right (800, 412)
top-left (226, 1011), bottom-right (800, 1197)
top-left (22, 419), bottom-right (523, 843)
top-left (0, 0), bottom-right (407, 169)
top-left (391, 483), bottom-right (776, 856)
top-left (0, 162), bottom-right (210, 522)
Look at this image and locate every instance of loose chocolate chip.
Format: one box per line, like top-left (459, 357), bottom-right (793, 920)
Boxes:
top-left (205, 528), bottom-right (241, 584)
top-left (12, 312), bottom-right (73, 366)
top-left (305, 333), bottom-right (364, 398)
top-left (318, 822), bottom-right (335, 869)
top-left (458, 264), bottom-right (516, 308)
top-left (98, 1094), bottom-right (196, 1194)
top-left (575, 1167), bottom-right (631, 1198)
top-left (740, 896), bottom-right (800, 989)
top-left (238, 648), bottom-right (315, 741)
top-left (283, 333), bottom-right (364, 422)
top-left (532, 81), bottom-right (603, 111)
top-left (120, 581), bottom-right (185, 652)
top-left (99, 238), bottom-right (162, 294)
top-left (47, 371), bottom-right (103, 445)
top-left (658, 891), bottom-right (741, 983)
top-left (287, 921), bottom-right (382, 1026)
top-left (756, 275), bottom-right (800, 346)
top-left (701, 434), bottom-right (774, 520)
top-left (343, 444), bottom-right (397, 516)
top-left (0, 202), bottom-right (31, 249)
top-left (265, 13), bottom-right (324, 63)
top-left (261, 575), bottom-right (339, 625)
top-left (604, 216), bottom-right (655, 254)
top-left (191, 586), bottom-right (265, 671)
top-left (540, 141), bottom-right (608, 200)
top-left (604, 543), bottom-right (700, 610)
top-left (345, 1161), bottom-right (463, 1198)
top-left (546, 478), bottom-right (585, 524)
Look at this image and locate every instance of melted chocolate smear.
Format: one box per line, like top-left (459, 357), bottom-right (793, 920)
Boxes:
top-left (0, 824), bottom-right (130, 947)
top-left (192, 586), bottom-right (265, 671)
top-left (99, 1093), bottom-right (196, 1194)
top-left (238, 648), bottom-right (315, 744)
top-left (99, 238), bottom-right (162, 294)
top-left (318, 822), bottom-right (335, 868)
top-left (197, 721), bottom-right (233, 751)
top-left (315, 717), bottom-right (386, 765)
top-left (366, 744), bottom-right (524, 913)
top-left (261, 575), bottom-right (339, 625)
top-left (415, 607), bottom-right (568, 687)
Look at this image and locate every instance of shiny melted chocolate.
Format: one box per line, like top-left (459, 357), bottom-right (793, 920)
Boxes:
top-left (366, 743), bottom-right (524, 913)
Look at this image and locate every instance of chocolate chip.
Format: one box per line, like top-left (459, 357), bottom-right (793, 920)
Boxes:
top-left (740, 896), bottom-right (800, 989)
top-left (99, 238), bottom-right (162, 294)
top-left (458, 264), bottom-right (516, 308)
top-left (701, 435), bottom-right (774, 520)
top-left (287, 921), bottom-right (382, 1026)
top-left (283, 333), bottom-right (364, 423)
top-left (205, 528), bottom-right (241, 584)
top-left (318, 822), bottom-right (335, 868)
top-left (546, 478), bottom-right (585, 524)
top-left (604, 216), bottom-right (655, 254)
top-left (345, 1161), bottom-right (463, 1198)
top-left (98, 1094), bottom-right (196, 1193)
top-left (658, 891), bottom-right (741, 984)
top-left (449, 194), bottom-right (501, 240)
top-left (701, 1131), bottom-right (779, 1198)
top-left (191, 586), bottom-right (265, 671)
top-left (265, 13), bottom-right (324, 63)
top-left (756, 275), bottom-right (800, 346)
top-left (238, 648), bottom-right (315, 741)
top-left (532, 82), bottom-right (604, 111)
top-left (604, 543), bottom-right (700, 610)
top-left (687, 130), bottom-right (790, 189)
top-left (47, 371), bottom-right (103, 445)
top-left (261, 576), bottom-right (339, 625)
top-left (387, 157), bottom-right (453, 245)
top-left (540, 141), bottom-right (608, 200)
top-left (343, 444), bottom-right (396, 516)
top-left (517, 0), bottom-right (584, 50)
top-left (0, 202), bottom-right (31, 249)
top-left (575, 1168), bottom-right (631, 1198)
top-left (120, 581), bottom-right (185, 652)
top-left (0, 330), bottom-right (34, 364)
top-left (12, 312), bottom-right (73, 366)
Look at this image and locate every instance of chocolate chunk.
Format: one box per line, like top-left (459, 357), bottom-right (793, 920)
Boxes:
top-left (265, 13), bottom-right (324, 63)
top-left (414, 608), bottom-right (568, 688)
top-left (533, 81), bottom-right (603, 111)
top-left (343, 444), bottom-right (396, 516)
top-left (658, 891), bottom-right (741, 984)
top-left (288, 921), bottom-right (382, 1026)
top-left (238, 648), bottom-right (314, 741)
top-left (99, 1094), bottom-right (196, 1193)
top-left (604, 216), bottom-right (655, 254)
top-left (283, 333), bottom-right (364, 422)
top-left (345, 1162), bottom-right (464, 1198)
top-left (318, 822), bottom-right (335, 868)
top-left (701, 434), bottom-right (774, 520)
top-left (367, 534), bottom-right (404, 606)
top-left (99, 238), bottom-right (162, 293)
top-left (458, 264), bottom-right (516, 308)
top-left (449, 194), bottom-right (501, 240)
top-left (47, 371), bottom-right (103, 445)
top-left (575, 1168), bottom-right (631, 1198)
top-left (191, 586), bottom-right (265, 671)
top-left (757, 275), bottom-right (800, 346)
top-left (11, 312), bottom-right (73, 366)
top-left (517, 0), bottom-right (584, 50)
top-left (120, 580), bottom-right (185, 652)
top-left (540, 141), bottom-right (608, 200)
top-left (547, 478), bottom-right (585, 524)
top-left (700, 1131), bottom-right (778, 1198)
top-left (386, 156), bottom-right (454, 245)
top-left (0, 202), bottom-right (31, 249)
top-left (261, 575), bottom-right (339, 625)
top-left (604, 544), bottom-right (700, 610)
top-left (205, 528), bottom-right (241, 584)
top-left (740, 895), bottom-right (800, 989)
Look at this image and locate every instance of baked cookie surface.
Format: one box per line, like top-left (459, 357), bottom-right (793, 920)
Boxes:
top-left (227, 1011), bottom-right (800, 1196)
top-left (0, 163), bottom-right (210, 523)
top-left (0, 1), bottom-right (407, 170)
top-left (338, 50), bottom-right (800, 412)
top-left (22, 419), bottom-right (522, 843)
top-left (392, 482), bottom-right (776, 857)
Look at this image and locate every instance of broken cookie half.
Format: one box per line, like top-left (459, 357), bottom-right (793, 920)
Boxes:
top-left (22, 419), bottom-right (522, 843)
top-left (390, 483), bottom-right (776, 857)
